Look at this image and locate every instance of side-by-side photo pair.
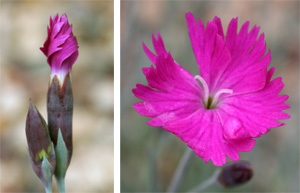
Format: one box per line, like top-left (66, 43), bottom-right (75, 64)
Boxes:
top-left (1, 1), bottom-right (299, 193)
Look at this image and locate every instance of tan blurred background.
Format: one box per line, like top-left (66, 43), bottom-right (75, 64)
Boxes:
top-left (121, 1), bottom-right (299, 192)
top-left (0, 1), bottom-right (113, 192)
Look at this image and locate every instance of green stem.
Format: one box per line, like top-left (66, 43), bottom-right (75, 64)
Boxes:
top-left (167, 148), bottom-right (194, 193)
top-left (44, 185), bottom-right (52, 193)
top-left (188, 169), bottom-right (221, 193)
top-left (148, 143), bottom-right (157, 192)
top-left (56, 177), bottom-right (66, 193)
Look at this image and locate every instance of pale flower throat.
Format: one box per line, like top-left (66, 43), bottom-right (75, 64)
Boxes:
top-left (195, 75), bottom-right (233, 109)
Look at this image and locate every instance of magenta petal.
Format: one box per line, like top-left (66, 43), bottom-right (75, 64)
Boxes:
top-left (213, 16), bottom-right (224, 38)
top-left (222, 117), bottom-right (251, 140)
top-left (40, 13), bottom-right (79, 81)
top-left (133, 100), bottom-right (201, 119)
top-left (133, 44), bottom-right (203, 127)
top-left (164, 110), bottom-right (255, 166)
top-left (225, 17), bottom-right (238, 54)
top-left (186, 13), bottom-right (232, 92)
top-left (61, 50), bottom-right (79, 72)
top-left (133, 53), bottom-right (203, 120)
top-left (47, 34), bottom-right (69, 57)
top-left (186, 12), bottom-right (205, 70)
top-left (200, 21), bottom-right (218, 82)
top-left (51, 22), bottom-right (64, 39)
top-left (208, 35), bottom-right (231, 91)
top-left (52, 36), bottom-right (78, 69)
top-left (142, 42), bottom-right (156, 64)
top-left (215, 24), bottom-right (268, 94)
top-left (220, 70), bottom-right (290, 138)
top-left (152, 31), bottom-right (167, 56)
top-left (133, 84), bottom-right (200, 103)
top-left (142, 53), bottom-right (202, 96)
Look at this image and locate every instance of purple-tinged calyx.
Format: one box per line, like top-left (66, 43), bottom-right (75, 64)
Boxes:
top-left (25, 101), bottom-right (56, 190)
top-left (40, 13), bottom-right (78, 83)
top-left (47, 73), bottom-right (73, 187)
top-left (47, 72), bottom-right (73, 167)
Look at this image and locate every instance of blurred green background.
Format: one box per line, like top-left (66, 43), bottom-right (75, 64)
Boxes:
top-left (121, 1), bottom-right (299, 192)
top-left (0, 1), bottom-right (113, 192)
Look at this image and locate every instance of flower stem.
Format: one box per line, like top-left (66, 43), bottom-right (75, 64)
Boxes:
top-left (148, 141), bottom-right (157, 192)
top-left (188, 169), bottom-right (221, 193)
top-left (56, 177), bottom-right (66, 193)
top-left (148, 130), bottom-right (169, 192)
top-left (44, 185), bottom-right (52, 193)
top-left (167, 148), bottom-right (194, 193)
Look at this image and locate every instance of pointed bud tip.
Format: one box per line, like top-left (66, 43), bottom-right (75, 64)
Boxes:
top-left (28, 99), bottom-right (35, 111)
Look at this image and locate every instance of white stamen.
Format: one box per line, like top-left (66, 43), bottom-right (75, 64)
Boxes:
top-left (195, 75), bottom-right (233, 109)
top-left (195, 75), bottom-right (209, 103)
top-left (211, 89), bottom-right (233, 107)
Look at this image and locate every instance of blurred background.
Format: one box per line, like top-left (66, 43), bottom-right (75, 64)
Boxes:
top-left (121, 1), bottom-right (299, 192)
top-left (1, 1), bottom-right (113, 192)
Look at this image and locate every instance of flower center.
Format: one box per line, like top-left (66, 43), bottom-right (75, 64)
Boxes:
top-left (195, 75), bottom-right (233, 109)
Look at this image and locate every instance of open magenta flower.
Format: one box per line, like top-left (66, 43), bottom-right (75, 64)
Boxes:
top-left (132, 12), bottom-right (290, 166)
top-left (40, 13), bottom-right (78, 82)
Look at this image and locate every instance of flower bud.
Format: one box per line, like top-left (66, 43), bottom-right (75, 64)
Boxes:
top-left (47, 72), bottom-right (73, 178)
top-left (217, 161), bottom-right (253, 187)
top-left (25, 101), bottom-right (56, 190)
top-left (40, 13), bottom-right (79, 83)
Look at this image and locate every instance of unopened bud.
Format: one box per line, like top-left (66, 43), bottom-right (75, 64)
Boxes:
top-left (217, 161), bottom-right (253, 187)
top-left (25, 101), bottom-right (55, 191)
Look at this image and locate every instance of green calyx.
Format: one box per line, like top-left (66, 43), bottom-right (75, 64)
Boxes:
top-left (54, 129), bottom-right (69, 193)
top-left (41, 155), bottom-right (53, 193)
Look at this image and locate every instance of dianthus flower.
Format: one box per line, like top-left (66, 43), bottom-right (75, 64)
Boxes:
top-left (40, 13), bottom-right (78, 82)
top-left (132, 12), bottom-right (290, 166)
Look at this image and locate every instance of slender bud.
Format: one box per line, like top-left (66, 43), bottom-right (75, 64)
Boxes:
top-left (40, 13), bottom-right (79, 84)
top-left (25, 101), bottom-right (55, 192)
top-left (41, 13), bottom-right (78, 192)
top-left (217, 161), bottom-right (253, 187)
top-left (47, 73), bottom-right (73, 179)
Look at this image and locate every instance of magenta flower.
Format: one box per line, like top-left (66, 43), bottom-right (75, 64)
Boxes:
top-left (132, 12), bottom-right (290, 166)
top-left (40, 13), bottom-right (78, 82)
